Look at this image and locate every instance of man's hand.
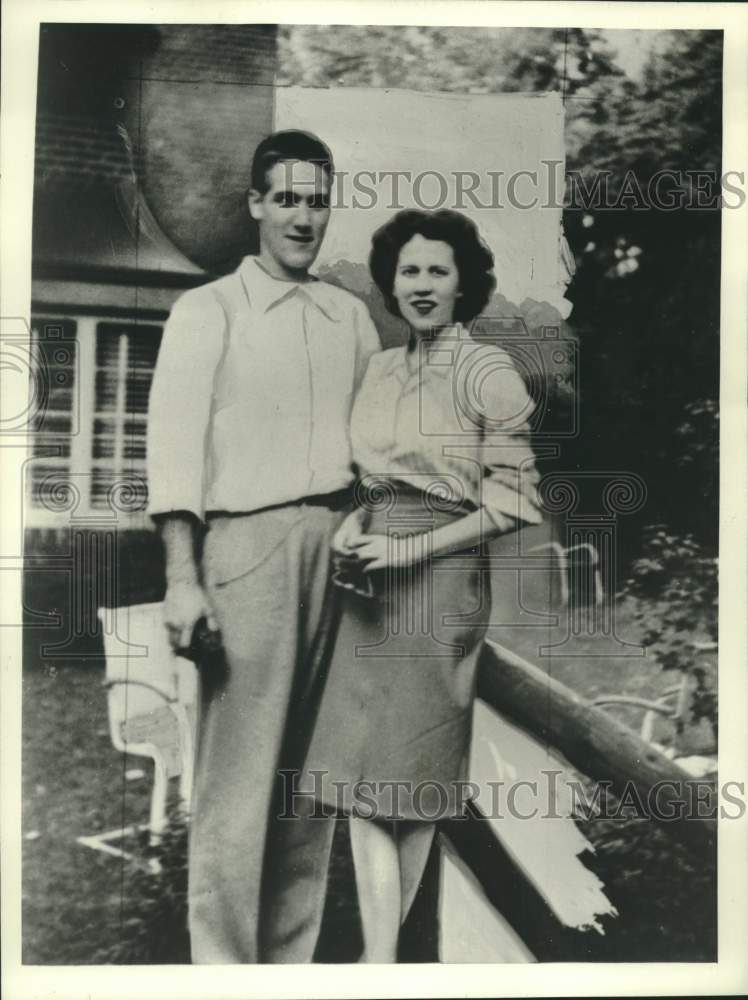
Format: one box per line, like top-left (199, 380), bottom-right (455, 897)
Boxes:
top-left (157, 512), bottom-right (217, 652)
top-left (163, 579), bottom-right (218, 652)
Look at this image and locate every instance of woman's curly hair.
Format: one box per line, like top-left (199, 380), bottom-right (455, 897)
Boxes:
top-left (369, 208), bottom-right (496, 324)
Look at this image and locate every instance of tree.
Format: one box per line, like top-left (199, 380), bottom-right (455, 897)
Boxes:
top-left (564, 30), bottom-right (721, 551)
top-left (277, 25), bottom-right (622, 98)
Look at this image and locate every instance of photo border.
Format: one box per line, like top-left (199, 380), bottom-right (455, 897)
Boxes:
top-left (2, 2), bottom-right (746, 998)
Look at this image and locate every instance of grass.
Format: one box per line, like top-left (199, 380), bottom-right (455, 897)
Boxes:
top-left (22, 663), bottom-right (153, 963)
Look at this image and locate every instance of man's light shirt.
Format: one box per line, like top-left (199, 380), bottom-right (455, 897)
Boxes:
top-left (147, 256), bottom-right (381, 519)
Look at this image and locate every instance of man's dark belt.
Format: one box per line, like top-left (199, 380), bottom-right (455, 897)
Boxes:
top-left (299, 487), bottom-right (353, 511)
top-left (206, 487), bottom-right (353, 521)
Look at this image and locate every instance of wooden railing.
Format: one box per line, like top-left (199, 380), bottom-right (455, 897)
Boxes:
top-left (476, 638), bottom-right (716, 853)
top-left (426, 638), bottom-right (718, 958)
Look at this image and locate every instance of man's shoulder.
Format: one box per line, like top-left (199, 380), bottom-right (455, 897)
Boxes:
top-left (312, 279), bottom-right (381, 350)
top-left (314, 278), bottom-right (371, 314)
top-left (170, 270), bottom-right (240, 313)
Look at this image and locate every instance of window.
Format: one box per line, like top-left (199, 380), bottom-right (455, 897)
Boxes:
top-left (27, 315), bottom-right (163, 526)
top-left (91, 322), bottom-right (162, 512)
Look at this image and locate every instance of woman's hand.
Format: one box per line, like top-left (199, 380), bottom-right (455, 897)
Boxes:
top-left (331, 508), bottom-right (368, 558)
top-left (347, 532), bottom-right (428, 573)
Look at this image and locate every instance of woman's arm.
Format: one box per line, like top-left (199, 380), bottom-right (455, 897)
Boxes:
top-left (348, 507), bottom-right (517, 572)
top-left (426, 507), bottom-right (517, 556)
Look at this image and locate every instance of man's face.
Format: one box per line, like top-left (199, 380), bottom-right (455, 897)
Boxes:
top-left (248, 159), bottom-right (331, 279)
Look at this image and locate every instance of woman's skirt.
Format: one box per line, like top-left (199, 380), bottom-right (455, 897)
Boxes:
top-left (298, 483), bottom-right (491, 821)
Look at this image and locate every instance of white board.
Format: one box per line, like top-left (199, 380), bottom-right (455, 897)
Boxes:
top-left (469, 700), bottom-right (618, 933)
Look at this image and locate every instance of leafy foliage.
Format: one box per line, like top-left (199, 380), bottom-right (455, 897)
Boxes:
top-left (572, 796), bottom-right (717, 961)
top-left (278, 25), bottom-right (622, 98)
top-left (564, 41), bottom-right (721, 560)
top-left (621, 524), bottom-right (718, 733)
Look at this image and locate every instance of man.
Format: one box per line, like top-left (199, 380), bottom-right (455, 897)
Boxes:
top-left (147, 130), bottom-right (381, 963)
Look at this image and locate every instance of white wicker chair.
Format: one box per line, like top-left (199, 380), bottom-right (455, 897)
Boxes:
top-left (77, 603), bottom-right (198, 863)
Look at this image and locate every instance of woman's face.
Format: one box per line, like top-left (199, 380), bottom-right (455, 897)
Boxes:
top-left (393, 234), bottom-right (461, 333)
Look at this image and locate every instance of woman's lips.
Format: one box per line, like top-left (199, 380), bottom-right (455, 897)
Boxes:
top-left (286, 234), bottom-right (314, 244)
top-left (411, 300), bottom-right (437, 314)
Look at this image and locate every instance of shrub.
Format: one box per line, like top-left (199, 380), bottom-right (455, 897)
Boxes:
top-left (620, 524), bottom-right (718, 737)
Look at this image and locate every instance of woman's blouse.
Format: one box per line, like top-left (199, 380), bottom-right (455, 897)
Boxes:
top-left (350, 324), bottom-right (543, 529)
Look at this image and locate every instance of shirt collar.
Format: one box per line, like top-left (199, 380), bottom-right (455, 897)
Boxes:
top-left (393, 324), bottom-right (467, 383)
top-left (239, 256), bottom-right (341, 322)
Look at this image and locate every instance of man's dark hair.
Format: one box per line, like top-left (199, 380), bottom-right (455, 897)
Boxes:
top-left (369, 209), bottom-right (496, 324)
top-left (250, 130), bottom-right (334, 194)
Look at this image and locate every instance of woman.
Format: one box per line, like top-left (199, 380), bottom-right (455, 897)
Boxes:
top-left (301, 208), bottom-right (543, 962)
